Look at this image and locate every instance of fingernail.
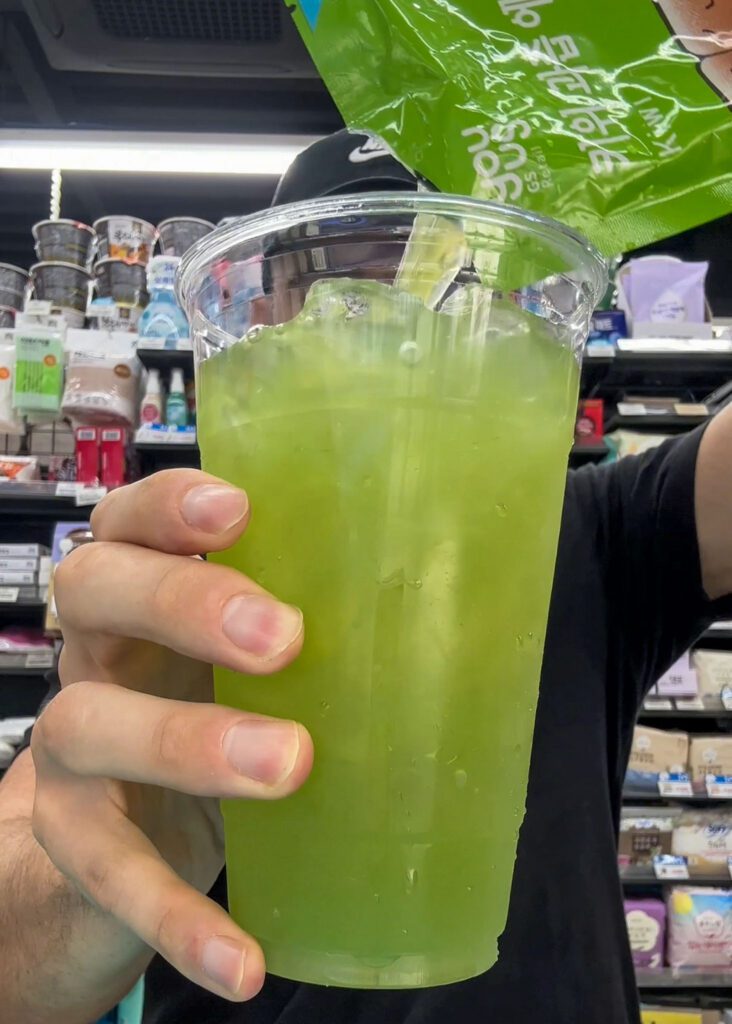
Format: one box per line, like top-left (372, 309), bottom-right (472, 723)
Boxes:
top-left (222, 594), bottom-right (303, 659)
top-left (202, 935), bottom-right (246, 995)
top-left (223, 719), bottom-right (301, 785)
top-left (182, 484), bottom-right (248, 534)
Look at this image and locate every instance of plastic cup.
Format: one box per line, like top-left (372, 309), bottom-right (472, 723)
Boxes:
top-left (0, 305), bottom-right (16, 329)
top-left (33, 219), bottom-right (96, 268)
top-left (178, 193), bottom-right (606, 989)
top-left (93, 216), bottom-right (156, 264)
top-left (157, 217), bottom-right (215, 257)
top-left (0, 264), bottom-right (29, 311)
top-left (29, 262), bottom-right (91, 313)
top-left (94, 258), bottom-right (149, 307)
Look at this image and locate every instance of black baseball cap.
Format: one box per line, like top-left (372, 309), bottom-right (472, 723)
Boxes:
top-left (271, 130), bottom-right (424, 206)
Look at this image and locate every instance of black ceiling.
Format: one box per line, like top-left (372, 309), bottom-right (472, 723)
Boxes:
top-left (0, 2), bottom-right (731, 314)
top-left (0, 3), bottom-right (342, 267)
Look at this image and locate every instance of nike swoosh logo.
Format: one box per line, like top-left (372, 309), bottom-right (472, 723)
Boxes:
top-left (348, 142), bottom-right (390, 163)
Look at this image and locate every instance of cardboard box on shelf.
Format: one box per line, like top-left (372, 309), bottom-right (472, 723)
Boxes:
top-left (689, 735), bottom-right (732, 790)
top-left (619, 813), bottom-right (676, 866)
top-left (0, 570), bottom-right (37, 586)
top-left (693, 649), bottom-right (732, 707)
top-left (626, 726), bottom-right (689, 793)
top-left (0, 557), bottom-right (39, 572)
top-left (0, 544), bottom-right (48, 559)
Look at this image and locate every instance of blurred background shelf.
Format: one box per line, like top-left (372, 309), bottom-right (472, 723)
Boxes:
top-left (135, 347), bottom-right (194, 373)
top-left (636, 969), bottom-right (732, 989)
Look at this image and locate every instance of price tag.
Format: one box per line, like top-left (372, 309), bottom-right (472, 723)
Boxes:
top-left (55, 481), bottom-right (78, 497)
top-left (653, 854), bottom-right (689, 880)
top-left (618, 402), bottom-right (647, 416)
top-left (0, 587), bottom-right (19, 603)
top-left (706, 774), bottom-right (732, 798)
top-left (658, 771), bottom-right (693, 797)
top-left (675, 697), bottom-right (706, 712)
top-left (674, 402), bottom-right (708, 417)
top-left (25, 651), bottom-right (54, 669)
top-left (723, 687), bottom-right (732, 712)
top-left (643, 697), bottom-right (674, 711)
top-left (75, 486), bottom-right (107, 507)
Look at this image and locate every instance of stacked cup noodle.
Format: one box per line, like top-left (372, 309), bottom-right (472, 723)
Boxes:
top-left (28, 220), bottom-right (96, 328)
top-left (90, 217), bottom-right (157, 332)
top-left (0, 263), bottom-right (29, 329)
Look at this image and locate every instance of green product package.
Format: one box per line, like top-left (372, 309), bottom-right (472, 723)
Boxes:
top-left (289, 0), bottom-right (732, 254)
top-left (13, 329), bottom-right (64, 414)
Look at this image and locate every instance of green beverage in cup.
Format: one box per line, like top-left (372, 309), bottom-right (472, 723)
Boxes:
top-left (179, 194), bottom-right (605, 988)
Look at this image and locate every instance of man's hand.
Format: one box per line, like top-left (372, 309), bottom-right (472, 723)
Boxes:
top-left (30, 469), bottom-right (313, 1002)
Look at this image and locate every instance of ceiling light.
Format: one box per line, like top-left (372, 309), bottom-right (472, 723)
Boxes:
top-left (0, 129), bottom-right (320, 175)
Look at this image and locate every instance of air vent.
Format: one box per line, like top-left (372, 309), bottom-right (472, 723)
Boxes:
top-left (91, 0), bottom-right (282, 44)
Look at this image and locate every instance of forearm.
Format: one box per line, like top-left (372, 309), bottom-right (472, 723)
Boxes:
top-left (0, 760), bottom-right (152, 1024)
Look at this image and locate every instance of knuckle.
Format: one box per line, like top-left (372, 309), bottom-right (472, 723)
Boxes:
top-left (31, 682), bottom-right (95, 769)
top-left (53, 542), bottom-right (106, 616)
top-left (152, 901), bottom-right (179, 952)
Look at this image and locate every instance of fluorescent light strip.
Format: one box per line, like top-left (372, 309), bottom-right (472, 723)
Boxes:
top-left (0, 129), bottom-right (320, 175)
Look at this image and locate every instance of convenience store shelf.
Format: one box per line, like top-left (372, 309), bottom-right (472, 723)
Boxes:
top-left (0, 666), bottom-right (53, 678)
top-left (638, 709), bottom-right (732, 721)
top-left (135, 347), bottom-right (194, 373)
top-left (623, 789), bottom-right (727, 804)
top-left (0, 483), bottom-right (103, 519)
top-left (636, 968), bottom-right (732, 989)
top-left (569, 442), bottom-right (608, 463)
top-left (622, 870), bottom-right (731, 888)
top-left (607, 413), bottom-right (709, 432)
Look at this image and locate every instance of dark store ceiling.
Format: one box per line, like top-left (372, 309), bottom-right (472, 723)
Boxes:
top-left (0, 1), bottom-right (341, 266)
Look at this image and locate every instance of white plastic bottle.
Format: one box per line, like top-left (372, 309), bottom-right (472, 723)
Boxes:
top-left (166, 367), bottom-right (188, 428)
top-left (140, 368), bottom-right (163, 426)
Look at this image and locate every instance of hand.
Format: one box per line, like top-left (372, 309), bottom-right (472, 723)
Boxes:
top-left (30, 469), bottom-right (313, 1002)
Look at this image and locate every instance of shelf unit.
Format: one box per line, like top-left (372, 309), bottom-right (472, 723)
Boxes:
top-left (135, 347), bottom-right (194, 373)
top-left (622, 871), bottom-right (731, 889)
top-left (636, 968), bottom-right (732, 989)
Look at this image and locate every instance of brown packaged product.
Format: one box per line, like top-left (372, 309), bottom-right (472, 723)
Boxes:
top-left (689, 735), bottom-right (732, 789)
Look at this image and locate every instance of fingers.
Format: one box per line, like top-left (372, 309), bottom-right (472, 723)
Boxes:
top-left (32, 785), bottom-right (266, 1002)
top-left (91, 469), bottom-right (251, 555)
top-left (33, 681), bottom-right (314, 799)
top-left (54, 541), bottom-right (303, 675)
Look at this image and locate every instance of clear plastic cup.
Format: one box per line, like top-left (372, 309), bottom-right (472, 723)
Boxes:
top-left (178, 193), bottom-right (606, 989)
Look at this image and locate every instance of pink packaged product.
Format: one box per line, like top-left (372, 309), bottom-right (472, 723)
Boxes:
top-left (0, 627), bottom-right (53, 653)
top-left (624, 899), bottom-right (666, 971)
top-left (667, 888), bottom-right (732, 969)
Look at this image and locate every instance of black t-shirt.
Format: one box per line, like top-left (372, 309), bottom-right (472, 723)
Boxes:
top-left (23, 427), bottom-right (732, 1023)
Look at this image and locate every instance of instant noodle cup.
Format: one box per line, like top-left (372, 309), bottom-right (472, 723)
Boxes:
top-left (93, 216), bottom-right (156, 264)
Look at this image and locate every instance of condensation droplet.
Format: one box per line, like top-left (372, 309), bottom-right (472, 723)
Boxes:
top-left (466, 885), bottom-right (473, 894)
top-left (406, 867), bottom-right (419, 891)
top-left (454, 769), bottom-right (468, 789)
top-left (515, 634), bottom-right (524, 650)
top-left (273, 907), bottom-right (281, 919)
top-left (373, 892), bottom-right (381, 904)
top-left (399, 340), bottom-right (422, 365)
top-left (495, 503), bottom-right (508, 518)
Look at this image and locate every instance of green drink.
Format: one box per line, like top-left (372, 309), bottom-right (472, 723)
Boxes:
top-left (181, 194), bottom-right (605, 988)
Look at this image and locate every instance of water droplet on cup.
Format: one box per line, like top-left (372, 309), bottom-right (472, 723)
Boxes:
top-left (406, 868), bottom-right (419, 891)
top-left (399, 340), bottom-right (422, 365)
top-left (515, 634), bottom-right (524, 650)
top-left (495, 503), bottom-right (508, 517)
top-left (273, 908), bottom-right (281, 920)
top-left (454, 769), bottom-right (468, 789)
